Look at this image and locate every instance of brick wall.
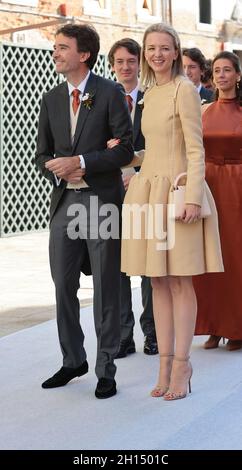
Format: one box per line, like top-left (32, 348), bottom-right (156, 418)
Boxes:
top-left (0, 0), bottom-right (232, 59)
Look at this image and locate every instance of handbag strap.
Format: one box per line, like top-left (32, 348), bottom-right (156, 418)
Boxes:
top-left (173, 172), bottom-right (187, 189)
top-left (171, 79), bottom-right (182, 186)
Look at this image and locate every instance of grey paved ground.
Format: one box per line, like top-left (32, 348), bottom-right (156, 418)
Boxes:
top-left (0, 232), bottom-right (92, 336)
top-left (1, 291), bottom-right (242, 450)
top-left (1, 232), bottom-right (242, 451)
top-left (0, 232), bottom-right (140, 337)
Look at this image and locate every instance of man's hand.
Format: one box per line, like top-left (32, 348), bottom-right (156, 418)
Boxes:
top-left (65, 169), bottom-right (86, 183)
top-left (45, 156), bottom-right (81, 179)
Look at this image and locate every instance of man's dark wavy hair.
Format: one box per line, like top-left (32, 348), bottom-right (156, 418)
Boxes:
top-left (56, 23), bottom-right (100, 70)
top-left (182, 47), bottom-right (206, 71)
top-left (108, 38), bottom-right (141, 66)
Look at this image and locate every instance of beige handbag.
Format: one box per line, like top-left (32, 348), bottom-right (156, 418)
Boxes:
top-left (171, 172), bottom-right (211, 219)
top-left (168, 80), bottom-right (211, 220)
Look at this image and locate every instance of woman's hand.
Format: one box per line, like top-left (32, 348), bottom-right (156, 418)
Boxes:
top-left (122, 174), bottom-right (134, 191)
top-left (177, 204), bottom-right (201, 224)
top-left (107, 138), bottom-right (120, 149)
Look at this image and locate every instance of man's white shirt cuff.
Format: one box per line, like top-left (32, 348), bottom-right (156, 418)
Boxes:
top-left (79, 155), bottom-right (85, 168)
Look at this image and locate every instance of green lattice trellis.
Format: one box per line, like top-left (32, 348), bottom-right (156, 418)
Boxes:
top-left (0, 43), bottom-right (114, 236)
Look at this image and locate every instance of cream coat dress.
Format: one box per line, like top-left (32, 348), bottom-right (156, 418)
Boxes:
top-left (121, 76), bottom-right (224, 277)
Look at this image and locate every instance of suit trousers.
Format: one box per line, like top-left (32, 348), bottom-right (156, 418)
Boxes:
top-left (120, 273), bottom-right (155, 340)
top-left (49, 189), bottom-right (121, 379)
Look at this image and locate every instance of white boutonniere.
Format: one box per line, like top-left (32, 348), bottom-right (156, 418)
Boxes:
top-left (201, 99), bottom-right (208, 105)
top-left (137, 97), bottom-right (144, 109)
top-left (82, 92), bottom-right (95, 109)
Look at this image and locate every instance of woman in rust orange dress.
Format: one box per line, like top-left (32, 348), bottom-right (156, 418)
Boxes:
top-left (194, 51), bottom-right (242, 351)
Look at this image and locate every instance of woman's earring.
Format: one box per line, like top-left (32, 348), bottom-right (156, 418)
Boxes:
top-left (237, 80), bottom-right (240, 89)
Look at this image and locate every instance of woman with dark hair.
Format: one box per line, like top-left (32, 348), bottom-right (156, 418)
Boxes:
top-left (194, 51), bottom-right (242, 351)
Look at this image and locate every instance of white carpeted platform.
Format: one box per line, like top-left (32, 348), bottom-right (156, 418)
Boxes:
top-left (1, 288), bottom-right (242, 450)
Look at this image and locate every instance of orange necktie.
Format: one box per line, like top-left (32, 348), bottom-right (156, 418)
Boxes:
top-left (72, 89), bottom-right (81, 115)
top-left (125, 94), bottom-right (133, 113)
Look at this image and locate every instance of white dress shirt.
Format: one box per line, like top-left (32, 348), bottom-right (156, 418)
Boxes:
top-left (55, 71), bottom-right (91, 187)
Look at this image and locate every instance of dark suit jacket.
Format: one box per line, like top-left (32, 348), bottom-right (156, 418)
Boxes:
top-left (199, 86), bottom-right (214, 103)
top-left (133, 90), bottom-right (145, 172)
top-left (133, 90), bottom-right (145, 152)
top-left (36, 72), bottom-right (134, 221)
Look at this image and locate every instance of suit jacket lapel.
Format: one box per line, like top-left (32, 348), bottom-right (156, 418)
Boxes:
top-left (133, 90), bottom-right (143, 144)
top-left (199, 87), bottom-right (205, 100)
top-left (200, 86), bottom-right (208, 101)
top-left (58, 82), bottom-right (72, 150)
top-left (72, 72), bottom-right (97, 152)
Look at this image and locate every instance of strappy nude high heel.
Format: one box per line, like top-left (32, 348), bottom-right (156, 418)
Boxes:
top-left (150, 354), bottom-right (174, 398)
top-left (163, 356), bottom-right (193, 401)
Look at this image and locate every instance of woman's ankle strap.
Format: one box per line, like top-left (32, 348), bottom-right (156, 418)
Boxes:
top-left (159, 353), bottom-right (174, 357)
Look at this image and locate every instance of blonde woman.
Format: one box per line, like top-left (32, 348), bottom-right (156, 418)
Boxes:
top-left (120, 24), bottom-right (223, 401)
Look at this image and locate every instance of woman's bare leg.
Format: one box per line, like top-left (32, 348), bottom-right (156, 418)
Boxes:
top-left (150, 276), bottom-right (174, 396)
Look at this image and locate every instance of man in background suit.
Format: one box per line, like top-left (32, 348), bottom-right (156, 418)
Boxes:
top-left (108, 38), bottom-right (158, 358)
top-left (182, 47), bottom-right (214, 103)
top-left (36, 24), bottom-right (133, 398)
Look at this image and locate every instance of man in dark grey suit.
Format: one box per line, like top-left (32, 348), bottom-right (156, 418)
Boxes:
top-left (36, 24), bottom-right (133, 399)
top-left (108, 38), bottom-right (158, 358)
top-left (182, 47), bottom-right (214, 103)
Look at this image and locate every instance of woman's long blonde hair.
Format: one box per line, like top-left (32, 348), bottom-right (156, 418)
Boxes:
top-left (140, 23), bottom-right (184, 89)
